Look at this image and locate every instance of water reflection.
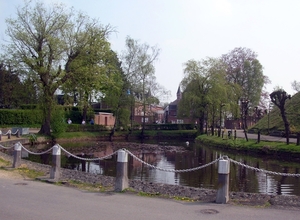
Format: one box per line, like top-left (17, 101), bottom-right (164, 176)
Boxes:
top-left (21, 141), bottom-right (300, 196)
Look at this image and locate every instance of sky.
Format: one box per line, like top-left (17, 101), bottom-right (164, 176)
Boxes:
top-left (0, 0), bottom-right (299, 102)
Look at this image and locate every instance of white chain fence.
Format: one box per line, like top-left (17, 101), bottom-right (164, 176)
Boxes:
top-left (0, 129), bottom-right (19, 135)
top-left (228, 157), bottom-right (300, 177)
top-left (0, 143), bottom-right (14, 150)
top-left (59, 145), bottom-right (118, 161)
top-left (1, 142), bottom-right (300, 177)
top-left (123, 148), bottom-right (221, 173)
top-left (21, 145), bottom-right (55, 155)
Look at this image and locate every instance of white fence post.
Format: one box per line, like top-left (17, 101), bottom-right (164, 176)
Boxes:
top-left (50, 144), bottom-right (61, 180)
top-left (216, 158), bottom-right (230, 204)
top-left (115, 149), bottom-right (129, 192)
top-left (13, 142), bottom-right (22, 168)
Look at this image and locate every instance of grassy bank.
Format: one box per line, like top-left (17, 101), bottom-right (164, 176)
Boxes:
top-left (196, 135), bottom-right (300, 155)
top-left (54, 130), bottom-right (198, 140)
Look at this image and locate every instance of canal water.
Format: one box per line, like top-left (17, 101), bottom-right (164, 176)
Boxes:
top-left (23, 141), bottom-right (300, 196)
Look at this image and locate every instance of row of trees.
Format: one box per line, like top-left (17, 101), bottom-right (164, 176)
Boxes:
top-left (178, 47), bottom-right (269, 134)
top-left (2, 1), bottom-right (293, 139)
top-left (0, 1), bottom-right (168, 135)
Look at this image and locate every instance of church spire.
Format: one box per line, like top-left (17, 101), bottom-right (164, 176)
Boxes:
top-left (176, 85), bottom-right (182, 100)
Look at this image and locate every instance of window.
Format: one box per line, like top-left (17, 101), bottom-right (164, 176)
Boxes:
top-left (177, 119), bottom-right (184, 124)
top-left (141, 117), bottom-right (149, 122)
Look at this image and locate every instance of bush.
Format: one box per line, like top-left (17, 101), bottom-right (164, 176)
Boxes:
top-left (51, 108), bottom-right (67, 137)
top-left (0, 109), bottom-right (42, 125)
top-left (65, 124), bottom-right (107, 132)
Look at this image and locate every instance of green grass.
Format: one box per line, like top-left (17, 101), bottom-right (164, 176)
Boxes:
top-left (196, 135), bottom-right (300, 154)
top-left (57, 180), bottom-right (111, 192)
top-left (55, 131), bottom-right (110, 139)
top-left (251, 91), bottom-right (300, 134)
top-left (16, 167), bottom-right (45, 179)
top-left (0, 158), bottom-right (10, 167)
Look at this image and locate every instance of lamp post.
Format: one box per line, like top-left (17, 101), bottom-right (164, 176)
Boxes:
top-left (240, 99), bottom-right (249, 141)
top-left (218, 103), bottom-right (225, 137)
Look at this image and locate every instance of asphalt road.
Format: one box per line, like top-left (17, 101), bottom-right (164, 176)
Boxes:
top-left (234, 129), bottom-right (297, 143)
top-left (1, 177), bottom-right (299, 220)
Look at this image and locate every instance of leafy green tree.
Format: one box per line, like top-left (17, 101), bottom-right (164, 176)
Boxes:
top-left (2, 1), bottom-right (112, 135)
top-left (121, 36), bottom-right (161, 135)
top-left (0, 62), bottom-right (38, 108)
top-left (179, 58), bottom-right (234, 134)
top-left (62, 28), bottom-right (114, 121)
top-left (0, 63), bottom-right (22, 108)
top-left (221, 47), bottom-right (267, 117)
top-left (102, 51), bottom-right (132, 138)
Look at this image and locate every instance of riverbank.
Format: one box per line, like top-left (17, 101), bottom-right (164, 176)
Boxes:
top-left (196, 133), bottom-right (300, 159)
top-left (2, 130), bottom-right (300, 210)
top-left (1, 144), bottom-right (300, 211)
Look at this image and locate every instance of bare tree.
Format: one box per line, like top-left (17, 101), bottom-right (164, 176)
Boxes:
top-left (270, 89), bottom-right (291, 144)
top-left (291, 80), bottom-right (300, 92)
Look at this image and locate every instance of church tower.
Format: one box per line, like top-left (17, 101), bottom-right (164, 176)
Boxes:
top-left (176, 85), bottom-right (182, 100)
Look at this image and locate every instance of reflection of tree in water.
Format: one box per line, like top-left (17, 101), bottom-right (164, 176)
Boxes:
top-left (23, 141), bottom-right (300, 196)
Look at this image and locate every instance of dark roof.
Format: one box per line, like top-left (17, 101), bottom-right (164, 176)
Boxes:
top-left (169, 99), bottom-right (179, 106)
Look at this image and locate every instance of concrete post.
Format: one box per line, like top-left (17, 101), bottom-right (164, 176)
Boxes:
top-left (50, 144), bottom-right (61, 180)
top-left (0, 130), bottom-right (2, 141)
top-left (13, 142), bottom-right (22, 168)
top-left (115, 149), bottom-right (129, 192)
top-left (216, 158), bottom-right (230, 204)
top-left (8, 130), bottom-right (11, 139)
top-left (17, 130), bottom-right (20, 138)
top-left (81, 153), bottom-right (86, 172)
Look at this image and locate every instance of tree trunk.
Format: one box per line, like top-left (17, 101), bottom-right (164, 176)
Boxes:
top-left (280, 109), bottom-right (290, 145)
top-left (39, 93), bottom-right (52, 136)
top-left (39, 87), bottom-right (54, 136)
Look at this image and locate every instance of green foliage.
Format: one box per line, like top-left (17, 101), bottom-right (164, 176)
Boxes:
top-left (65, 110), bottom-right (83, 124)
top-left (0, 63), bottom-right (39, 108)
top-left (197, 135), bottom-right (300, 154)
top-left (20, 105), bottom-right (38, 109)
top-left (221, 47), bottom-right (266, 108)
top-left (0, 109), bottom-right (42, 125)
top-left (50, 108), bottom-right (67, 137)
top-left (143, 123), bottom-right (195, 130)
top-left (65, 124), bottom-right (108, 132)
top-left (179, 58), bottom-right (234, 133)
top-left (252, 91), bottom-right (300, 134)
top-left (55, 131), bottom-right (110, 139)
top-left (2, 1), bottom-right (114, 135)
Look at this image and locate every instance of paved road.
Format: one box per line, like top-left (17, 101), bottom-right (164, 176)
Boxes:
top-left (0, 176), bottom-right (299, 220)
top-left (234, 129), bottom-right (297, 143)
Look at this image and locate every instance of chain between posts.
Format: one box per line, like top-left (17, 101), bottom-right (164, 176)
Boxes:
top-left (60, 146), bottom-right (118, 161)
top-left (21, 145), bottom-right (54, 155)
top-left (1, 142), bottom-right (300, 177)
top-left (123, 148), bottom-right (221, 173)
top-left (228, 158), bottom-right (300, 177)
top-left (0, 144), bottom-right (14, 150)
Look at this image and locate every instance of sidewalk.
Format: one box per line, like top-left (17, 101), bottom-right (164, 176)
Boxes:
top-left (0, 176), bottom-right (299, 220)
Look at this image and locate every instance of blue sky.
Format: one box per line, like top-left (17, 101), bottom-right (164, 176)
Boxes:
top-left (1, 0), bottom-right (300, 102)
